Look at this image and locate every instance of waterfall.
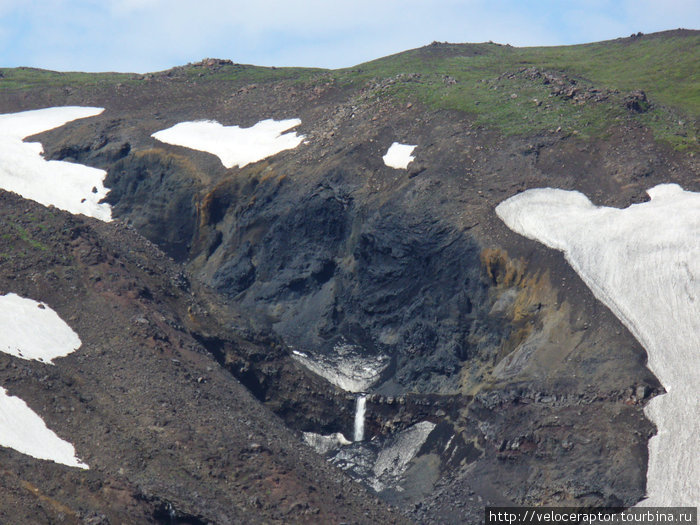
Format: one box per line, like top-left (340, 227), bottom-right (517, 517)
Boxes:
top-left (354, 394), bottom-right (367, 442)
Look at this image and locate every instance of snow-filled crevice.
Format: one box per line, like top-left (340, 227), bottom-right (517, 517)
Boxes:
top-left (0, 107), bottom-right (111, 221)
top-left (290, 340), bottom-right (389, 393)
top-left (151, 118), bottom-right (304, 169)
top-left (496, 183), bottom-right (699, 506)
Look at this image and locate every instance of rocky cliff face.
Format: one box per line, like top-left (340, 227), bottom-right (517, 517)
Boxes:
top-left (0, 32), bottom-right (697, 523)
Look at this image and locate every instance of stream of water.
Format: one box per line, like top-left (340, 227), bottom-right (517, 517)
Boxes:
top-left (354, 394), bottom-right (367, 442)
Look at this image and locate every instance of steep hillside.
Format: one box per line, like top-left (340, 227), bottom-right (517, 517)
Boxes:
top-left (0, 192), bottom-right (402, 524)
top-left (0, 30), bottom-right (697, 523)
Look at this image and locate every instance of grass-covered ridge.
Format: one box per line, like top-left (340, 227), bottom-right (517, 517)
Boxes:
top-left (0, 61), bottom-right (321, 91)
top-left (1, 30), bottom-right (697, 149)
top-left (334, 30), bottom-right (699, 149)
top-left (0, 67), bottom-right (139, 90)
top-left (518, 32), bottom-right (699, 114)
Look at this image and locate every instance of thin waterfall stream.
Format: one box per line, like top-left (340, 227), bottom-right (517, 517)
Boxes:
top-left (354, 394), bottom-right (367, 442)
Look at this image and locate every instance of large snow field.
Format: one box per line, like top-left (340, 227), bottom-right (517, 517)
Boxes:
top-left (495, 183), bottom-right (699, 506)
top-left (0, 293), bottom-right (81, 363)
top-left (382, 142), bottom-right (416, 169)
top-left (0, 387), bottom-right (88, 469)
top-left (0, 107), bottom-right (111, 221)
top-left (151, 118), bottom-right (304, 169)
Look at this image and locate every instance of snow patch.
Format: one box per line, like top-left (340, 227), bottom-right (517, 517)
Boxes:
top-left (290, 341), bottom-right (389, 393)
top-left (0, 107), bottom-right (111, 221)
top-left (0, 293), bottom-right (81, 363)
top-left (382, 142), bottom-right (416, 169)
top-left (302, 431), bottom-right (352, 455)
top-left (370, 421), bottom-right (435, 492)
top-left (495, 183), bottom-right (700, 506)
top-left (0, 293), bottom-right (87, 468)
top-left (0, 387), bottom-right (88, 468)
top-left (152, 118), bottom-right (304, 169)
top-left (329, 420), bottom-right (435, 492)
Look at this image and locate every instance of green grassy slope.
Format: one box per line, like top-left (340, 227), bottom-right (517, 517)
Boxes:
top-left (1, 30), bottom-right (697, 149)
top-left (333, 30), bottom-right (698, 149)
top-left (0, 63), bottom-right (319, 91)
top-left (521, 32), bottom-right (699, 113)
top-left (0, 67), bottom-right (138, 90)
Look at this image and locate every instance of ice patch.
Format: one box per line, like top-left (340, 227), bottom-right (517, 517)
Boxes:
top-left (303, 431), bottom-right (352, 455)
top-left (0, 293), bottom-right (81, 363)
top-left (152, 118), bottom-right (304, 169)
top-left (0, 107), bottom-right (111, 221)
top-left (370, 421), bottom-right (435, 492)
top-left (382, 142), bottom-right (416, 169)
top-left (0, 387), bottom-right (88, 469)
top-left (330, 420), bottom-right (435, 492)
top-left (495, 183), bottom-right (700, 506)
top-left (290, 341), bottom-right (389, 393)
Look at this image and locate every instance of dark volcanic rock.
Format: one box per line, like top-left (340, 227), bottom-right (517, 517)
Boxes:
top-left (203, 173), bottom-right (500, 393)
top-left (624, 90), bottom-right (651, 112)
top-left (104, 149), bottom-right (201, 261)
